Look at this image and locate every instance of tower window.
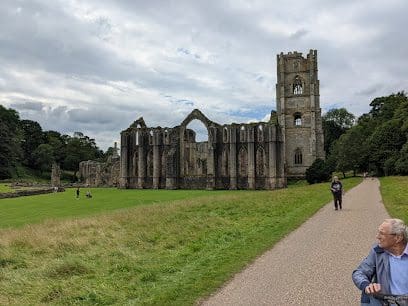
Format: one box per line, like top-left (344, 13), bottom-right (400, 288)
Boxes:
top-left (240, 126), bottom-right (246, 142)
top-left (294, 149), bottom-right (303, 165)
top-left (293, 76), bottom-right (303, 95)
top-left (294, 113), bottom-right (302, 126)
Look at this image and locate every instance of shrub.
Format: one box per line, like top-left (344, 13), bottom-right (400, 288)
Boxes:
top-left (305, 158), bottom-right (332, 184)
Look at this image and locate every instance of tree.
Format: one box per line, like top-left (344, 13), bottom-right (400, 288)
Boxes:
top-left (32, 144), bottom-right (54, 174)
top-left (368, 120), bottom-right (406, 175)
top-left (20, 120), bottom-right (45, 168)
top-left (395, 142), bottom-right (408, 174)
top-left (323, 108), bottom-right (355, 153)
top-left (323, 108), bottom-right (355, 129)
top-left (369, 92), bottom-right (407, 121)
top-left (332, 125), bottom-right (370, 176)
top-left (63, 132), bottom-right (103, 178)
top-left (44, 130), bottom-right (66, 165)
top-left (305, 158), bottom-right (332, 184)
top-left (0, 105), bottom-right (22, 178)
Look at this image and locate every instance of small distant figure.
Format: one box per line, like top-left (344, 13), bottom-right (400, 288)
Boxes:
top-left (330, 175), bottom-right (343, 210)
top-left (86, 190), bottom-right (92, 199)
top-left (53, 186), bottom-right (58, 193)
top-left (363, 172), bottom-right (367, 179)
top-left (76, 187), bottom-right (80, 199)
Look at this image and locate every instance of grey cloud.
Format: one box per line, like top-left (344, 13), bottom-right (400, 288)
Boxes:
top-left (10, 101), bottom-right (45, 111)
top-left (356, 84), bottom-right (383, 96)
top-left (290, 29), bottom-right (308, 40)
top-left (1, 0), bottom-right (408, 149)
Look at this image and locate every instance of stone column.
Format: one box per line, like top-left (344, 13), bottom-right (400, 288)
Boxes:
top-left (229, 127), bottom-right (237, 190)
top-left (247, 126), bottom-right (255, 189)
top-left (206, 127), bottom-right (216, 190)
top-left (152, 130), bottom-right (161, 189)
top-left (51, 162), bottom-right (61, 187)
top-left (277, 129), bottom-right (286, 188)
top-left (137, 131), bottom-right (145, 189)
top-left (120, 132), bottom-right (128, 188)
top-left (268, 126), bottom-right (277, 189)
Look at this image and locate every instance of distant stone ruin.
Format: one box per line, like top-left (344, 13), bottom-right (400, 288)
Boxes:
top-left (51, 162), bottom-right (61, 187)
top-left (78, 143), bottom-right (120, 187)
top-left (119, 109), bottom-right (285, 190)
top-left (79, 50), bottom-right (325, 190)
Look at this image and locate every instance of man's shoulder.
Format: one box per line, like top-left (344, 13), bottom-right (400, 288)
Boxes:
top-left (373, 244), bottom-right (385, 254)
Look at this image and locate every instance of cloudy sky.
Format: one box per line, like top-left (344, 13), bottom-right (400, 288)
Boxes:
top-left (1, 0), bottom-right (407, 150)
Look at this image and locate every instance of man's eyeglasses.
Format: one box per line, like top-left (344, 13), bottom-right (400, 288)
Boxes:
top-left (377, 231), bottom-right (397, 236)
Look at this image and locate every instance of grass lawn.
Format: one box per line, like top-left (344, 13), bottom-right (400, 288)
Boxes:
top-left (379, 176), bottom-right (408, 223)
top-left (0, 189), bottom-right (236, 229)
top-left (0, 178), bottom-right (361, 305)
top-left (0, 183), bottom-right (13, 193)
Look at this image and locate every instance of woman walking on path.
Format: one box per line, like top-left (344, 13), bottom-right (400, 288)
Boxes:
top-left (330, 175), bottom-right (343, 210)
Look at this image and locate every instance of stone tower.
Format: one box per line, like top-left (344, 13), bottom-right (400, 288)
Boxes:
top-left (276, 50), bottom-right (325, 178)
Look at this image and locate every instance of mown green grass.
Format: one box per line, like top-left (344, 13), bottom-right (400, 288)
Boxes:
top-left (0, 178), bottom-right (361, 305)
top-left (379, 176), bottom-right (408, 223)
top-left (0, 183), bottom-right (13, 193)
top-left (0, 189), bottom-right (235, 229)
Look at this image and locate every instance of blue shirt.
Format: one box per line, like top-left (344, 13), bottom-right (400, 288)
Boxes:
top-left (388, 243), bottom-right (408, 295)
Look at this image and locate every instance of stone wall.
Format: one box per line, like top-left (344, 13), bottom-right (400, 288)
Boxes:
top-left (276, 50), bottom-right (325, 178)
top-left (78, 155), bottom-right (120, 187)
top-left (0, 188), bottom-right (63, 199)
top-left (119, 109), bottom-right (286, 190)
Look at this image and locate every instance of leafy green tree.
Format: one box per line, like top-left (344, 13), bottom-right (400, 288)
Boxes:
top-left (369, 92), bottom-right (407, 121)
top-left (323, 108), bottom-right (355, 153)
top-left (332, 125), bottom-right (370, 176)
top-left (0, 105), bottom-right (22, 178)
top-left (63, 132), bottom-right (103, 178)
top-left (395, 142), bottom-right (408, 174)
top-left (20, 120), bottom-right (45, 168)
top-left (368, 120), bottom-right (406, 176)
top-left (44, 130), bottom-right (66, 165)
top-left (305, 158), bottom-right (332, 184)
top-left (32, 144), bottom-right (54, 174)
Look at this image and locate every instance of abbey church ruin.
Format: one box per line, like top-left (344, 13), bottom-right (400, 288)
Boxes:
top-left (115, 50), bottom-right (325, 190)
top-left (79, 50), bottom-right (324, 189)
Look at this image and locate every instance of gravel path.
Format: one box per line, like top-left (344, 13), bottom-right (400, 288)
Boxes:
top-left (200, 178), bottom-right (389, 306)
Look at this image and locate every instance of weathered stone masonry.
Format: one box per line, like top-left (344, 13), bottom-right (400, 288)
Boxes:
top-left (276, 50), bottom-right (325, 178)
top-left (80, 50), bottom-right (325, 189)
top-left (119, 110), bottom-right (286, 190)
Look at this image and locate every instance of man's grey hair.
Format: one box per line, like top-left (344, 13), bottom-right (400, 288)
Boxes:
top-left (384, 218), bottom-right (408, 243)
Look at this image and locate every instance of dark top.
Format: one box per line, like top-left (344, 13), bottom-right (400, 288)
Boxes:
top-left (331, 181), bottom-right (342, 194)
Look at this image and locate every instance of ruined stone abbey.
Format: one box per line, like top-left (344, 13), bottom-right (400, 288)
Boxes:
top-left (79, 50), bottom-right (325, 189)
top-left (115, 50), bottom-right (325, 190)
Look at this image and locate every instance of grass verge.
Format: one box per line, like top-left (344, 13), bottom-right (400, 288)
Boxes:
top-left (379, 176), bottom-right (408, 223)
top-left (0, 184), bottom-right (13, 193)
top-left (0, 178), bottom-right (361, 305)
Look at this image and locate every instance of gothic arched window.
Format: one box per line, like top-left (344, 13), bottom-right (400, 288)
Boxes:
top-left (223, 127), bottom-right (228, 143)
top-left (294, 113), bottom-right (302, 126)
top-left (294, 148), bottom-right (303, 165)
top-left (257, 125), bottom-right (264, 142)
top-left (293, 76), bottom-right (303, 95)
top-left (240, 126), bottom-right (246, 142)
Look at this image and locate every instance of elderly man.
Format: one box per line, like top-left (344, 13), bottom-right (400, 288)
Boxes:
top-left (352, 218), bottom-right (408, 305)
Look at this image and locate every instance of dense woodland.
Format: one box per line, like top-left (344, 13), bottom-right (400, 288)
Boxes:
top-left (1, 91), bottom-right (407, 182)
top-left (307, 91), bottom-right (408, 183)
top-left (0, 105), bottom-right (112, 180)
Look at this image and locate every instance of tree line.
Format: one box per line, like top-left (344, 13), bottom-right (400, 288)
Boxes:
top-left (0, 105), bottom-right (114, 180)
top-left (307, 91), bottom-right (408, 183)
top-left (2, 92), bottom-right (407, 182)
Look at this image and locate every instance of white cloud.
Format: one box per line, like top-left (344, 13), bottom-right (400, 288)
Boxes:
top-left (0, 0), bottom-right (407, 150)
